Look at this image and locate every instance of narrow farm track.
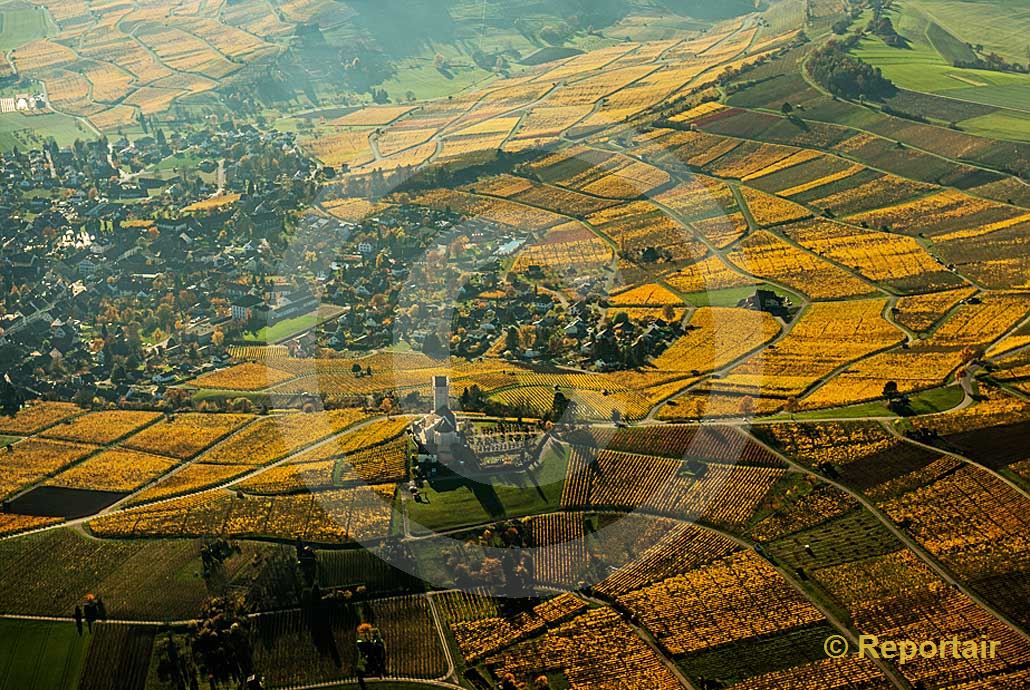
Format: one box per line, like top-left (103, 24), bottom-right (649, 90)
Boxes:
top-left (4, 10), bottom-right (1027, 690)
top-left (0, 413), bottom-right (405, 543)
top-left (604, 128), bottom-right (1024, 414)
top-left (574, 590), bottom-right (700, 690)
top-left (795, 49), bottom-right (1030, 188)
top-left (880, 420), bottom-right (1030, 501)
top-left (1, 448), bottom-right (1019, 689)
top-left (356, 14), bottom-right (760, 178)
top-left (735, 427), bottom-right (1030, 642)
top-left (3, 411), bottom-right (168, 506)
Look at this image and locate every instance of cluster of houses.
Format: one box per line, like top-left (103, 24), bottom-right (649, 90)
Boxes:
top-left (0, 120), bottom-right (325, 403)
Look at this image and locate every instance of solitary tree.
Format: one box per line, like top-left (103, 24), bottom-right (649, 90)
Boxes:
top-left (882, 381), bottom-right (899, 400)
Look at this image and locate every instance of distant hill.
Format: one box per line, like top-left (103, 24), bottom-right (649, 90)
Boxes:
top-left (270, 0), bottom-right (759, 103)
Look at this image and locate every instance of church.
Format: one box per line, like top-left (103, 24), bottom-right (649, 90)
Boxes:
top-left (411, 376), bottom-right (472, 470)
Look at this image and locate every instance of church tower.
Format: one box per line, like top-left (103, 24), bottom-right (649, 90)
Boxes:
top-left (433, 375), bottom-right (449, 413)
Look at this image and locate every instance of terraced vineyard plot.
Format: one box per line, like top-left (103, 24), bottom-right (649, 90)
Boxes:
top-left (122, 413), bottom-right (253, 459)
top-left (933, 221), bottom-right (1030, 289)
top-left (584, 424), bottom-right (781, 465)
top-left (815, 551), bottom-right (1030, 688)
top-left (715, 299), bottom-right (902, 398)
top-left (881, 465), bottom-right (1030, 627)
top-left (665, 255), bottom-right (758, 294)
top-left (526, 513), bottom-right (589, 586)
top-left (90, 483), bottom-right (395, 543)
top-left (755, 420), bottom-right (941, 491)
top-left (650, 307), bottom-right (781, 375)
top-left (438, 590), bottom-right (587, 663)
top-left (0, 513), bottom-right (63, 537)
top-left (729, 655), bottom-right (892, 690)
top-left (124, 463), bottom-right (249, 505)
top-left (706, 140), bottom-right (799, 180)
top-left (529, 146), bottom-right (671, 199)
top-left (675, 622), bottom-right (867, 688)
top-left (765, 509), bottom-right (899, 571)
top-left (808, 172), bottom-right (937, 215)
top-left (317, 548), bottom-right (423, 594)
top-left (561, 447), bottom-right (782, 528)
top-left (689, 211), bottom-right (749, 247)
top-left (45, 449), bottom-right (178, 493)
top-left (586, 200), bottom-right (707, 264)
top-left (781, 217), bottom-right (962, 291)
top-left (367, 596), bottom-right (449, 678)
top-left (745, 156), bottom-right (865, 198)
top-left (0, 528), bottom-right (271, 619)
top-left (250, 607), bottom-right (360, 686)
top-left (805, 292), bottom-right (1029, 406)
top-left (199, 409), bottom-right (368, 466)
top-left (485, 607), bottom-right (683, 690)
top-left (40, 410), bottom-right (161, 445)
top-left (616, 551), bottom-right (823, 654)
top-left (893, 287), bottom-right (978, 332)
top-left (77, 624), bottom-right (154, 690)
top-left (845, 190), bottom-right (1023, 237)
top-left (289, 417), bottom-right (411, 464)
top-left (739, 187), bottom-right (811, 226)
top-left (750, 483), bottom-right (858, 542)
top-left (0, 401), bottom-right (82, 435)
top-left (728, 230), bottom-right (876, 299)
top-left (238, 438), bottom-right (408, 494)
top-left (0, 438), bottom-right (97, 500)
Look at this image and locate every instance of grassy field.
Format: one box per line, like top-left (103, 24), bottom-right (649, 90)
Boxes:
top-left (406, 443), bottom-right (569, 533)
top-left (908, 0), bottom-right (1030, 65)
top-left (150, 151), bottom-right (205, 173)
top-left (959, 110), bottom-right (1030, 140)
top-left (0, 619), bottom-right (90, 690)
top-left (681, 283), bottom-right (800, 308)
top-left (243, 305), bottom-right (346, 344)
top-left (0, 112), bottom-right (91, 151)
top-left (766, 385), bottom-right (966, 420)
top-left (320, 683), bottom-right (453, 690)
top-left (376, 55), bottom-right (498, 102)
top-left (851, 3), bottom-right (1030, 114)
top-left (0, 2), bottom-right (55, 52)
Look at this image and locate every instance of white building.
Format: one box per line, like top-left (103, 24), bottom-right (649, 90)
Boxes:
top-left (412, 376), bottom-right (467, 468)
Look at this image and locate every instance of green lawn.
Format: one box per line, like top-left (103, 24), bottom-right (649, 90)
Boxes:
top-left (907, 0), bottom-right (1030, 65)
top-left (243, 305), bottom-right (346, 344)
top-left (957, 109), bottom-right (1030, 141)
top-left (767, 400), bottom-right (894, 421)
top-left (0, 434), bottom-right (22, 447)
top-left (681, 283), bottom-right (800, 308)
top-left (851, 4), bottom-right (1030, 114)
top-left (150, 151), bottom-right (204, 172)
top-left (406, 442), bottom-right (569, 534)
top-left (0, 112), bottom-right (90, 152)
top-left (906, 384), bottom-right (966, 415)
top-left (378, 58), bottom-right (497, 102)
top-left (763, 385), bottom-right (965, 420)
top-left (0, 3), bottom-right (55, 52)
top-left (0, 619), bottom-right (90, 690)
